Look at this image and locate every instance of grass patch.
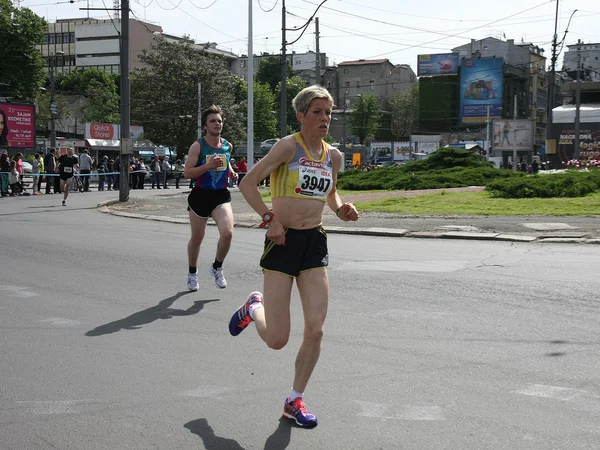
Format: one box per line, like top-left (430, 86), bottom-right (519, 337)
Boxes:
top-left (355, 191), bottom-right (600, 216)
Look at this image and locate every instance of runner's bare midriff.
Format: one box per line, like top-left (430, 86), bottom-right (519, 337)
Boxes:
top-left (272, 197), bottom-right (326, 229)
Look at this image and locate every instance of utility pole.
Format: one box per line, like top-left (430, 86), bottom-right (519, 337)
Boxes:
top-left (49, 55), bottom-right (57, 149)
top-left (196, 82), bottom-right (202, 138)
top-left (546, 0), bottom-right (559, 153)
top-left (486, 104), bottom-right (491, 156)
top-left (315, 17), bottom-right (320, 85)
top-left (247, 0), bottom-right (254, 168)
top-left (574, 39), bottom-right (582, 160)
top-left (280, 0), bottom-right (287, 138)
top-left (119, 0), bottom-right (131, 202)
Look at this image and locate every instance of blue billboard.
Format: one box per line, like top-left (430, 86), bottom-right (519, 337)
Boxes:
top-left (417, 53), bottom-right (459, 76)
top-left (460, 58), bottom-right (503, 124)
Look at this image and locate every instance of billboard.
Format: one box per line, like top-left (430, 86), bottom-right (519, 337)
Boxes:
top-left (0, 103), bottom-right (36, 148)
top-left (460, 58), bottom-right (503, 124)
top-left (492, 119), bottom-right (533, 151)
top-left (393, 142), bottom-right (414, 161)
top-left (417, 53), bottom-right (459, 76)
top-left (85, 123), bottom-right (144, 140)
top-left (555, 125), bottom-right (600, 161)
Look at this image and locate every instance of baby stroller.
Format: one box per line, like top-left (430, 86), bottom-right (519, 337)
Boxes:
top-left (70, 167), bottom-right (84, 192)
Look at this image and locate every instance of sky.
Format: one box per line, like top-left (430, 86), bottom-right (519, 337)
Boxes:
top-left (23, 0), bottom-right (600, 69)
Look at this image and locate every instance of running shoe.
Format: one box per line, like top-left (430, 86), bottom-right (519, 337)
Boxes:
top-left (228, 291), bottom-right (262, 336)
top-left (187, 271), bottom-right (199, 291)
top-left (62, 200), bottom-right (66, 206)
top-left (209, 265), bottom-right (227, 289)
top-left (282, 397), bottom-right (318, 428)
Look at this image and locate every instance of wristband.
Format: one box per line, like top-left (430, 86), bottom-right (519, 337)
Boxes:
top-left (336, 205), bottom-right (342, 217)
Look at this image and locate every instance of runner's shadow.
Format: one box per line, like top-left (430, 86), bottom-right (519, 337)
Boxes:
top-left (184, 418), bottom-right (246, 450)
top-left (263, 417), bottom-right (293, 450)
top-left (85, 292), bottom-right (217, 336)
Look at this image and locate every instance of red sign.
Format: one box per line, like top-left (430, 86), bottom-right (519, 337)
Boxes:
top-left (0, 103), bottom-right (36, 148)
top-left (88, 123), bottom-right (116, 139)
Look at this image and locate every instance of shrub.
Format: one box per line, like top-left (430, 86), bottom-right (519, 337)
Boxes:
top-left (486, 172), bottom-right (600, 198)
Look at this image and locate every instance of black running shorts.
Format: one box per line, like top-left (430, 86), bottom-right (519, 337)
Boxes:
top-left (60, 174), bottom-right (73, 181)
top-left (187, 187), bottom-right (231, 218)
top-left (260, 227), bottom-right (328, 277)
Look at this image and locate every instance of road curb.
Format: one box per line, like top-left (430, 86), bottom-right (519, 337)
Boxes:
top-left (97, 203), bottom-right (600, 244)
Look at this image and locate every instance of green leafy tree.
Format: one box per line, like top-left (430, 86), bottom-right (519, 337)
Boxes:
top-left (228, 78), bottom-right (277, 143)
top-left (256, 56), bottom-right (294, 93)
top-left (275, 75), bottom-right (306, 135)
top-left (35, 89), bottom-right (71, 134)
top-left (131, 37), bottom-right (246, 158)
top-left (55, 69), bottom-right (120, 123)
top-left (0, 0), bottom-right (47, 100)
top-left (349, 94), bottom-right (381, 144)
top-left (390, 84), bottom-right (418, 139)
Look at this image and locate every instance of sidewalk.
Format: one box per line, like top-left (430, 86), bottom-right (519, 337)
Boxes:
top-left (98, 188), bottom-right (600, 245)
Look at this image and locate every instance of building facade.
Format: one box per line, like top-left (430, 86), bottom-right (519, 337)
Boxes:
top-left (232, 51), bottom-right (328, 85)
top-left (563, 42), bottom-right (600, 81)
top-left (38, 18), bottom-right (162, 75)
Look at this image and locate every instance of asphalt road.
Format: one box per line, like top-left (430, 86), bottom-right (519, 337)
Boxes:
top-left (1, 191), bottom-right (599, 449)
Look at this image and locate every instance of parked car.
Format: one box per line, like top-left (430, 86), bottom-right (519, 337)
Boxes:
top-left (260, 138), bottom-right (280, 149)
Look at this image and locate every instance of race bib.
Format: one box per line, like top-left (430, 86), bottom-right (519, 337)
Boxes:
top-left (63, 167), bottom-right (73, 173)
top-left (295, 167), bottom-right (332, 199)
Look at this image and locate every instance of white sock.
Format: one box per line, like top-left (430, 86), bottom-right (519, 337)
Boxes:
top-left (249, 302), bottom-right (263, 320)
top-left (289, 389), bottom-right (303, 401)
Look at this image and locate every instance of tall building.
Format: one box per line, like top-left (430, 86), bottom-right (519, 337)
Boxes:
top-left (38, 18), bottom-right (162, 75)
top-left (563, 42), bottom-right (600, 81)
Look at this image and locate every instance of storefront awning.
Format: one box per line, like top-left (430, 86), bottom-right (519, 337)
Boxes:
top-left (86, 139), bottom-right (120, 150)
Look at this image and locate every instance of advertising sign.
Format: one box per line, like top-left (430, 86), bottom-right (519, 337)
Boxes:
top-left (417, 53), bottom-right (459, 76)
top-left (555, 125), bottom-right (600, 161)
top-left (492, 119), bottom-right (533, 151)
top-left (85, 123), bottom-right (144, 140)
top-left (393, 142), bottom-right (414, 161)
top-left (417, 142), bottom-right (439, 154)
top-left (0, 103), bottom-right (36, 148)
top-left (371, 142), bottom-right (393, 163)
top-left (460, 58), bottom-right (503, 124)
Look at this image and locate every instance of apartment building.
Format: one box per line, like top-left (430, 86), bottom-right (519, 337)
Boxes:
top-left (38, 17), bottom-right (162, 75)
top-left (563, 42), bottom-right (600, 81)
top-left (322, 59), bottom-right (416, 110)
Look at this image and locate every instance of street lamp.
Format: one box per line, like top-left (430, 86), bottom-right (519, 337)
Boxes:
top-left (341, 90), bottom-right (349, 154)
top-left (49, 51), bottom-right (64, 149)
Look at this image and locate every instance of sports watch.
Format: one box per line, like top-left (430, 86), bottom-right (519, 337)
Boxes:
top-left (259, 211), bottom-right (275, 228)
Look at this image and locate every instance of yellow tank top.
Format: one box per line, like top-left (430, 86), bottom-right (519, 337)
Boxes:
top-left (271, 133), bottom-right (335, 201)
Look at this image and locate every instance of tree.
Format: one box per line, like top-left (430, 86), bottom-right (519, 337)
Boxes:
top-left (229, 78), bottom-right (277, 143)
top-left (256, 56), bottom-right (294, 93)
top-left (35, 89), bottom-right (71, 135)
top-left (130, 37), bottom-right (246, 158)
top-left (390, 84), bottom-right (418, 139)
top-left (349, 94), bottom-right (381, 144)
top-left (56, 69), bottom-right (120, 123)
top-left (275, 75), bottom-right (306, 135)
top-left (0, 0), bottom-right (47, 100)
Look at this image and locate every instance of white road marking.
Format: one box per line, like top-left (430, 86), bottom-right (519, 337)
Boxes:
top-left (17, 400), bottom-right (88, 415)
top-left (180, 386), bottom-right (234, 399)
top-left (38, 318), bottom-right (81, 328)
top-left (514, 384), bottom-right (590, 402)
top-left (355, 401), bottom-right (445, 420)
top-left (0, 285), bottom-right (39, 298)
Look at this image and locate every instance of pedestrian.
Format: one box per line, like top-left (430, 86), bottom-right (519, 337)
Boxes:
top-left (183, 104), bottom-right (238, 291)
top-left (162, 156), bottom-right (171, 189)
top-left (44, 148), bottom-right (57, 194)
top-left (1, 150), bottom-right (10, 197)
top-left (56, 147), bottom-right (78, 206)
top-left (173, 159), bottom-right (184, 189)
top-left (8, 160), bottom-right (19, 196)
top-left (78, 149), bottom-right (93, 192)
top-left (228, 85), bottom-right (359, 428)
top-left (107, 158), bottom-right (114, 190)
top-left (97, 161), bottom-right (105, 191)
top-left (137, 158), bottom-right (146, 189)
top-left (151, 156), bottom-right (161, 189)
top-left (236, 156), bottom-right (247, 186)
top-left (32, 152), bottom-right (43, 195)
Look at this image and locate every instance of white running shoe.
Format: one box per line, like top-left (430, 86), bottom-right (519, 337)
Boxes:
top-left (209, 265), bottom-right (227, 289)
top-left (187, 271), bottom-right (199, 291)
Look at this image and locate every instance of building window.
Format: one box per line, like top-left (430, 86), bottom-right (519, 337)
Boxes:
top-left (69, 32), bottom-right (75, 43)
top-left (327, 81), bottom-right (331, 89)
top-left (343, 68), bottom-right (349, 74)
top-left (369, 80), bottom-right (374, 90)
top-left (356, 81), bottom-right (360, 88)
top-left (240, 60), bottom-right (246, 68)
top-left (56, 33), bottom-right (62, 44)
top-left (48, 34), bottom-right (55, 44)
top-left (370, 67), bottom-right (375, 73)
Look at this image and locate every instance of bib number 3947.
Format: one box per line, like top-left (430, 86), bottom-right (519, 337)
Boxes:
top-left (295, 168), bottom-right (331, 198)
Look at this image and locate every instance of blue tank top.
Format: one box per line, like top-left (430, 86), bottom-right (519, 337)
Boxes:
top-left (195, 137), bottom-right (231, 189)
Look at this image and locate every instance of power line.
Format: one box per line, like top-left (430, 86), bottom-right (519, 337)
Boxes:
top-left (188, 0), bottom-right (219, 10)
top-left (258, 0), bottom-right (278, 13)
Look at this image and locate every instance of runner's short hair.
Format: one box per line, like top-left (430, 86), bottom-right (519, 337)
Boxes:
top-left (292, 85), bottom-right (334, 115)
top-left (201, 105), bottom-right (224, 136)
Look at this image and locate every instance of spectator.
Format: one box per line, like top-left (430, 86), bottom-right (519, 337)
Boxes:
top-left (137, 159), bottom-right (146, 189)
top-left (32, 153), bottom-right (43, 195)
top-left (151, 156), bottom-right (161, 189)
top-left (173, 159), bottom-right (184, 189)
top-left (237, 156), bottom-right (247, 186)
top-left (107, 158), bottom-right (114, 191)
top-left (44, 148), bottom-right (57, 194)
top-left (97, 161), bottom-right (106, 191)
top-left (1, 150), bottom-right (10, 197)
top-left (78, 149), bottom-right (93, 192)
top-left (162, 156), bottom-right (171, 189)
